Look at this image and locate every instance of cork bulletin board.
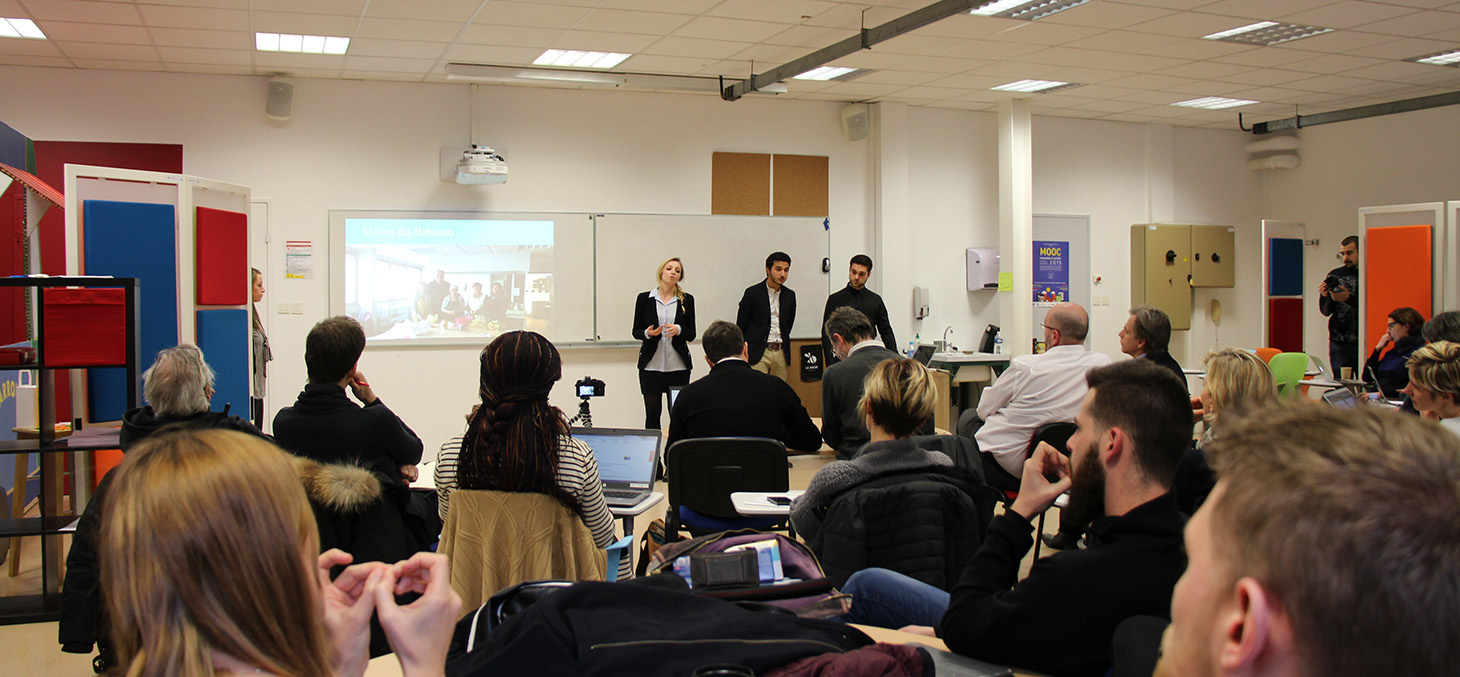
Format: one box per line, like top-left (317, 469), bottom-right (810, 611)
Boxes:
top-left (711, 151), bottom-right (771, 216)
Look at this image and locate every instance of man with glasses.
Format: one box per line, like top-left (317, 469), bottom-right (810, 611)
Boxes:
top-left (957, 302), bottom-right (1111, 491)
top-left (1319, 236), bottom-right (1360, 375)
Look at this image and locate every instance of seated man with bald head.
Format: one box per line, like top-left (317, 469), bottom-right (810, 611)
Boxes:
top-left (961, 302), bottom-right (1111, 491)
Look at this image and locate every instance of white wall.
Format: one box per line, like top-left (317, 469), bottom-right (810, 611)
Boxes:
top-left (1260, 104), bottom-right (1460, 361)
top-left (897, 109), bottom-right (1262, 367)
top-left (0, 66), bottom-right (870, 450)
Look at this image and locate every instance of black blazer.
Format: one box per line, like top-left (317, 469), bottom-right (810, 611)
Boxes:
top-left (667, 360), bottom-right (823, 452)
top-left (633, 290), bottom-right (697, 372)
top-left (736, 282), bottom-right (796, 366)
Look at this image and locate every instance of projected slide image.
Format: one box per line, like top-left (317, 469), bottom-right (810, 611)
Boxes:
top-left (342, 218), bottom-right (555, 341)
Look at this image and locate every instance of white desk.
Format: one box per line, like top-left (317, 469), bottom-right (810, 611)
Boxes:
top-left (613, 491), bottom-right (664, 537)
top-left (926, 351), bottom-right (1011, 384)
top-left (730, 490), bottom-right (805, 516)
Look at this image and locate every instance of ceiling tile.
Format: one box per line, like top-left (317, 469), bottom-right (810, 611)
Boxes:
top-left (346, 38), bottom-right (448, 59)
top-left (706, 0), bottom-right (841, 24)
top-left (252, 11), bottom-right (359, 35)
top-left (1281, 73), bottom-right (1381, 93)
top-left (0, 39), bottom-right (64, 56)
top-left (149, 27), bottom-right (252, 49)
top-left (165, 63), bottom-right (253, 76)
top-left (1095, 52), bottom-right (1192, 72)
top-left (474, 2), bottom-right (592, 30)
top-left (575, 8), bottom-right (694, 35)
top-left (27, 1), bottom-right (141, 25)
top-left (885, 84), bottom-right (964, 100)
top-left (55, 41), bottom-right (158, 60)
top-left (1019, 46), bottom-right (1124, 68)
top-left (1278, 2), bottom-right (1418, 29)
top-left (0, 0), bottom-right (22, 13)
top-left (36, 21), bottom-right (151, 44)
top-left (938, 40), bottom-right (1047, 61)
top-left (873, 33), bottom-right (971, 56)
top-left (597, 0), bottom-right (719, 13)
top-left (1136, 37), bottom-right (1254, 60)
top-left (1163, 79), bottom-right (1250, 95)
top-left (762, 24), bottom-right (853, 48)
top-left (1102, 72), bottom-right (1199, 90)
top-left (1216, 67), bottom-right (1320, 86)
top-left (966, 60), bottom-right (1064, 79)
top-left (728, 43), bottom-right (811, 65)
top-left (1036, 66), bottom-right (1137, 83)
top-left (1106, 0), bottom-right (1213, 10)
top-left (137, 4), bottom-right (249, 30)
top-left (366, 0), bottom-right (483, 23)
top-left (69, 58), bottom-right (164, 71)
top-left (1128, 11), bottom-right (1260, 38)
top-left (455, 25), bottom-right (563, 47)
top-left (923, 72), bottom-right (1012, 89)
top-left (823, 49), bottom-right (916, 69)
top-left (1210, 46), bottom-right (1325, 67)
top-left (156, 46), bottom-right (251, 65)
top-left (1055, 98), bottom-right (1153, 113)
top-left (814, 82), bottom-right (905, 98)
top-left (642, 35), bottom-right (752, 59)
top-left (1277, 52), bottom-right (1390, 74)
top-left (1063, 28), bottom-right (1186, 52)
top-left (849, 69), bottom-right (940, 86)
top-left (549, 29), bottom-right (659, 52)
top-left (339, 70), bottom-right (428, 82)
top-left (894, 55), bottom-right (983, 74)
top-left (341, 55), bottom-right (436, 73)
top-left (1152, 59), bottom-right (1254, 80)
top-left (1196, 0), bottom-right (1336, 21)
top-left (800, 4), bottom-right (905, 31)
top-left (982, 21), bottom-right (1103, 46)
top-left (356, 18), bottom-right (463, 41)
top-left (1340, 60), bottom-right (1449, 81)
top-left (440, 43), bottom-right (543, 64)
top-left (1359, 8), bottom-right (1460, 35)
top-left (673, 15), bottom-right (791, 42)
top-left (1038, 1), bottom-right (1177, 28)
top-left (252, 0), bottom-right (364, 13)
top-left (1265, 29), bottom-right (1398, 54)
top-left (914, 15), bottom-right (1023, 40)
top-left (1345, 36), bottom-right (1454, 59)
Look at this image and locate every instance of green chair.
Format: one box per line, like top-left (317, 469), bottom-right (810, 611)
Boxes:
top-left (1269, 352), bottom-right (1309, 400)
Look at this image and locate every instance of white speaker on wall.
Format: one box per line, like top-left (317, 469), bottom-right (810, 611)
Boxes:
top-left (840, 104), bottom-right (868, 142)
top-left (265, 76), bottom-right (294, 121)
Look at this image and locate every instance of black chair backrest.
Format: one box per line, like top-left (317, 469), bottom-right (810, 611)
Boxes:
top-left (1027, 421), bottom-right (1078, 456)
top-left (909, 433), bottom-right (985, 484)
top-left (665, 437), bottom-right (788, 519)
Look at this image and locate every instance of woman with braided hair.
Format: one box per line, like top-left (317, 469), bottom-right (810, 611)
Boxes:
top-left (432, 331), bottom-right (624, 577)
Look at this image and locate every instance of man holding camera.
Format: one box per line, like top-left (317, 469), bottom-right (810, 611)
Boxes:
top-left (1319, 236), bottom-right (1360, 375)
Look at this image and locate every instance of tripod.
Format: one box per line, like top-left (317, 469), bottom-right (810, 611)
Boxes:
top-left (567, 396), bottom-right (593, 427)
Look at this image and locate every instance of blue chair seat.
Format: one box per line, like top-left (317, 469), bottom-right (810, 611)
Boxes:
top-left (679, 505), bottom-right (781, 534)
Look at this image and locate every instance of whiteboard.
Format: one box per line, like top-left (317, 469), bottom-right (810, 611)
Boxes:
top-left (594, 214), bottom-right (831, 343)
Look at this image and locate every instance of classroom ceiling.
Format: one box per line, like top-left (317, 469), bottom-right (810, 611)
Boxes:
top-left (5, 0), bottom-right (1460, 130)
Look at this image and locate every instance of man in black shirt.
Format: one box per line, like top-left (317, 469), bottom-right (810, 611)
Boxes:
top-left (822, 254), bottom-right (896, 366)
top-left (841, 360), bottom-right (1191, 677)
top-left (1319, 236), bottom-right (1359, 374)
top-left (1118, 305), bottom-right (1183, 382)
top-left (667, 320), bottom-right (822, 453)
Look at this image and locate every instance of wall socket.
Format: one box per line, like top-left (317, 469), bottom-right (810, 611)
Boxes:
top-left (289, 301), bottom-right (304, 315)
top-left (1093, 295), bottom-right (1111, 306)
top-left (277, 302), bottom-right (289, 314)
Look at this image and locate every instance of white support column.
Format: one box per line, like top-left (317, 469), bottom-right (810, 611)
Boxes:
top-left (998, 99), bottom-right (1033, 355)
top-left (871, 101), bottom-right (912, 353)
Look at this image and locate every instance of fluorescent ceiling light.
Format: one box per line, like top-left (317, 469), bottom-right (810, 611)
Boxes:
top-left (0, 18), bottom-right (46, 39)
top-left (1172, 97), bottom-right (1258, 110)
top-left (1202, 21), bottom-right (1332, 46)
top-left (1409, 48), bottom-right (1460, 66)
top-left (255, 32), bottom-right (350, 54)
top-left (794, 66), bottom-right (858, 80)
top-left (533, 49), bottom-right (631, 69)
top-left (971, 0), bottom-right (1091, 21)
top-left (991, 79), bottom-right (1074, 93)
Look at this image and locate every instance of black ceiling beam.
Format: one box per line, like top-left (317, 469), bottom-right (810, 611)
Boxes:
top-left (722, 0), bottom-right (977, 101)
top-left (1252, 90), bottom-right (1460, 133)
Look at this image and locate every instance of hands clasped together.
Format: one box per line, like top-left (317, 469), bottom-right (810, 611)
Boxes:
top-left (318, 549), bottom-right (463, 677)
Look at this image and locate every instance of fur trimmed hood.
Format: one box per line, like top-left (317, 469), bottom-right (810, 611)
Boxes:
top-left (292, 457), bottom-right (383, 514)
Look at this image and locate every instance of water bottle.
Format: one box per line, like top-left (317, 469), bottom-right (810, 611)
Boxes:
top-left (994, 331), bottom-right (1004, 354)
top-left (911, 332), bottom-right (921, 357)
top-left (906, 340), bottom-right (916, 358)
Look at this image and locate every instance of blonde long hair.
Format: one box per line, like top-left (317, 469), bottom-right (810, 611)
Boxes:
top-left (101, 429), bottom-right (333, 677)
top-left (654, 257), bottom-right (685, 303)
top-left (1202, 348), bottom-right (1277, 430)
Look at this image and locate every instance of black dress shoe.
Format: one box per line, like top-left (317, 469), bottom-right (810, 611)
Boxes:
top-left (1041, 531), bottom-right (1082, 551)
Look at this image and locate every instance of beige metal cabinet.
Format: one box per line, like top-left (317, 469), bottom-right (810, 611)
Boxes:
top-left (1190, 225), bottom-right (1236, 288)
top-left (1131, 224), bottom-right (1192, 330)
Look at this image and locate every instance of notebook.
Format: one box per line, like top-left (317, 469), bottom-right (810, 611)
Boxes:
top-left (573, 427), bottom-right (663, 508)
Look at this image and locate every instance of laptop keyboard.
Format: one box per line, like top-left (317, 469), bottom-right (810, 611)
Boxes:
top-left (604, 489), bottom-right (641, 501)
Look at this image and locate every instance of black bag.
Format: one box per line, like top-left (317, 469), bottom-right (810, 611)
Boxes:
top-left (445, 577), bottom-right (871, 677)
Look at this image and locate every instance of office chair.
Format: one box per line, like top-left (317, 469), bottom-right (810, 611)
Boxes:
top-left (1255, 347), bottom-right (1281, 364)
top-left (664, 437), bottom-right (789, 539)
top-left (1014, 421), bottom-right (1078, 561)
top-left (910, 433), bottom-right (985, 484)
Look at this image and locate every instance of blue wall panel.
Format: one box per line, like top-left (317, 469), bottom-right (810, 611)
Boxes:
top-left (83, 200), bottom-right (178, 421)
top-left (195, 310), bottom-right (250, 416)
top-left (1268, 238), bottom-right (1304, 297)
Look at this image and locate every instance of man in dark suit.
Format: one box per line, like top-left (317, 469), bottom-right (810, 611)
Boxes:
top-left (820, 307), bottom-right (903, 459)
top-left (737, 251), bottom-right (796, 382)
top-left (1118, 305), bottom-right (1184, 382)
top-left (822, 254), bottom-right (896, 366)
top-left (667, 320), bottom-right (822, 453)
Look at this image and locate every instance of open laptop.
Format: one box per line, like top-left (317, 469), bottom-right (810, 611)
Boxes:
top-left (572, 427), bottom-right (662, 508)
top-left (667, 386), bottom-right (683, 410)
top-left (1322, 387), bottom-right (1359, 409)
top-left (912, 344), bottom-right (936, 365)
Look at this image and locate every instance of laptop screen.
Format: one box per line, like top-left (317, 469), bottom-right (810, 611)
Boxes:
top-left (573, 428), bottom-right (661, 486)
top-left (668, 386), bottom-right (682, 409)
top-left (913, 344), bottom-right (936, 365)
top-left (1322, 388), bottom-right (1358, 408)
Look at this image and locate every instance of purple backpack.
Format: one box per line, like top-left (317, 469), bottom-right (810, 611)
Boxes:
top-left (648, 529), bottom-right (850, 618)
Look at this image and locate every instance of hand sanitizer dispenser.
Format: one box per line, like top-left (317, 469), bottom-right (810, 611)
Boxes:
top-left (967, 248), bottom-right (999, 291)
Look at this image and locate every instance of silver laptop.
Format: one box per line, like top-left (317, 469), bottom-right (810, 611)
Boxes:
top-left (1322, 388), bottom-right (1359, 409)
top-left (573, 427), bottom-right (662, 508)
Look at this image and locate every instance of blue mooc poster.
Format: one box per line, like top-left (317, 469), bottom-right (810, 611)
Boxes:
top-left (1034, 240), bottom-right (1069, 303)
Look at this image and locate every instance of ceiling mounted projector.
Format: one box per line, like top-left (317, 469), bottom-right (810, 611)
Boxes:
top-left (456, 145), bottom-right (508, 185)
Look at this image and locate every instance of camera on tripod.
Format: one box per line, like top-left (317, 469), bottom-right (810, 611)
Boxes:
top-left (576, 376), bottom-right (605, 399)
